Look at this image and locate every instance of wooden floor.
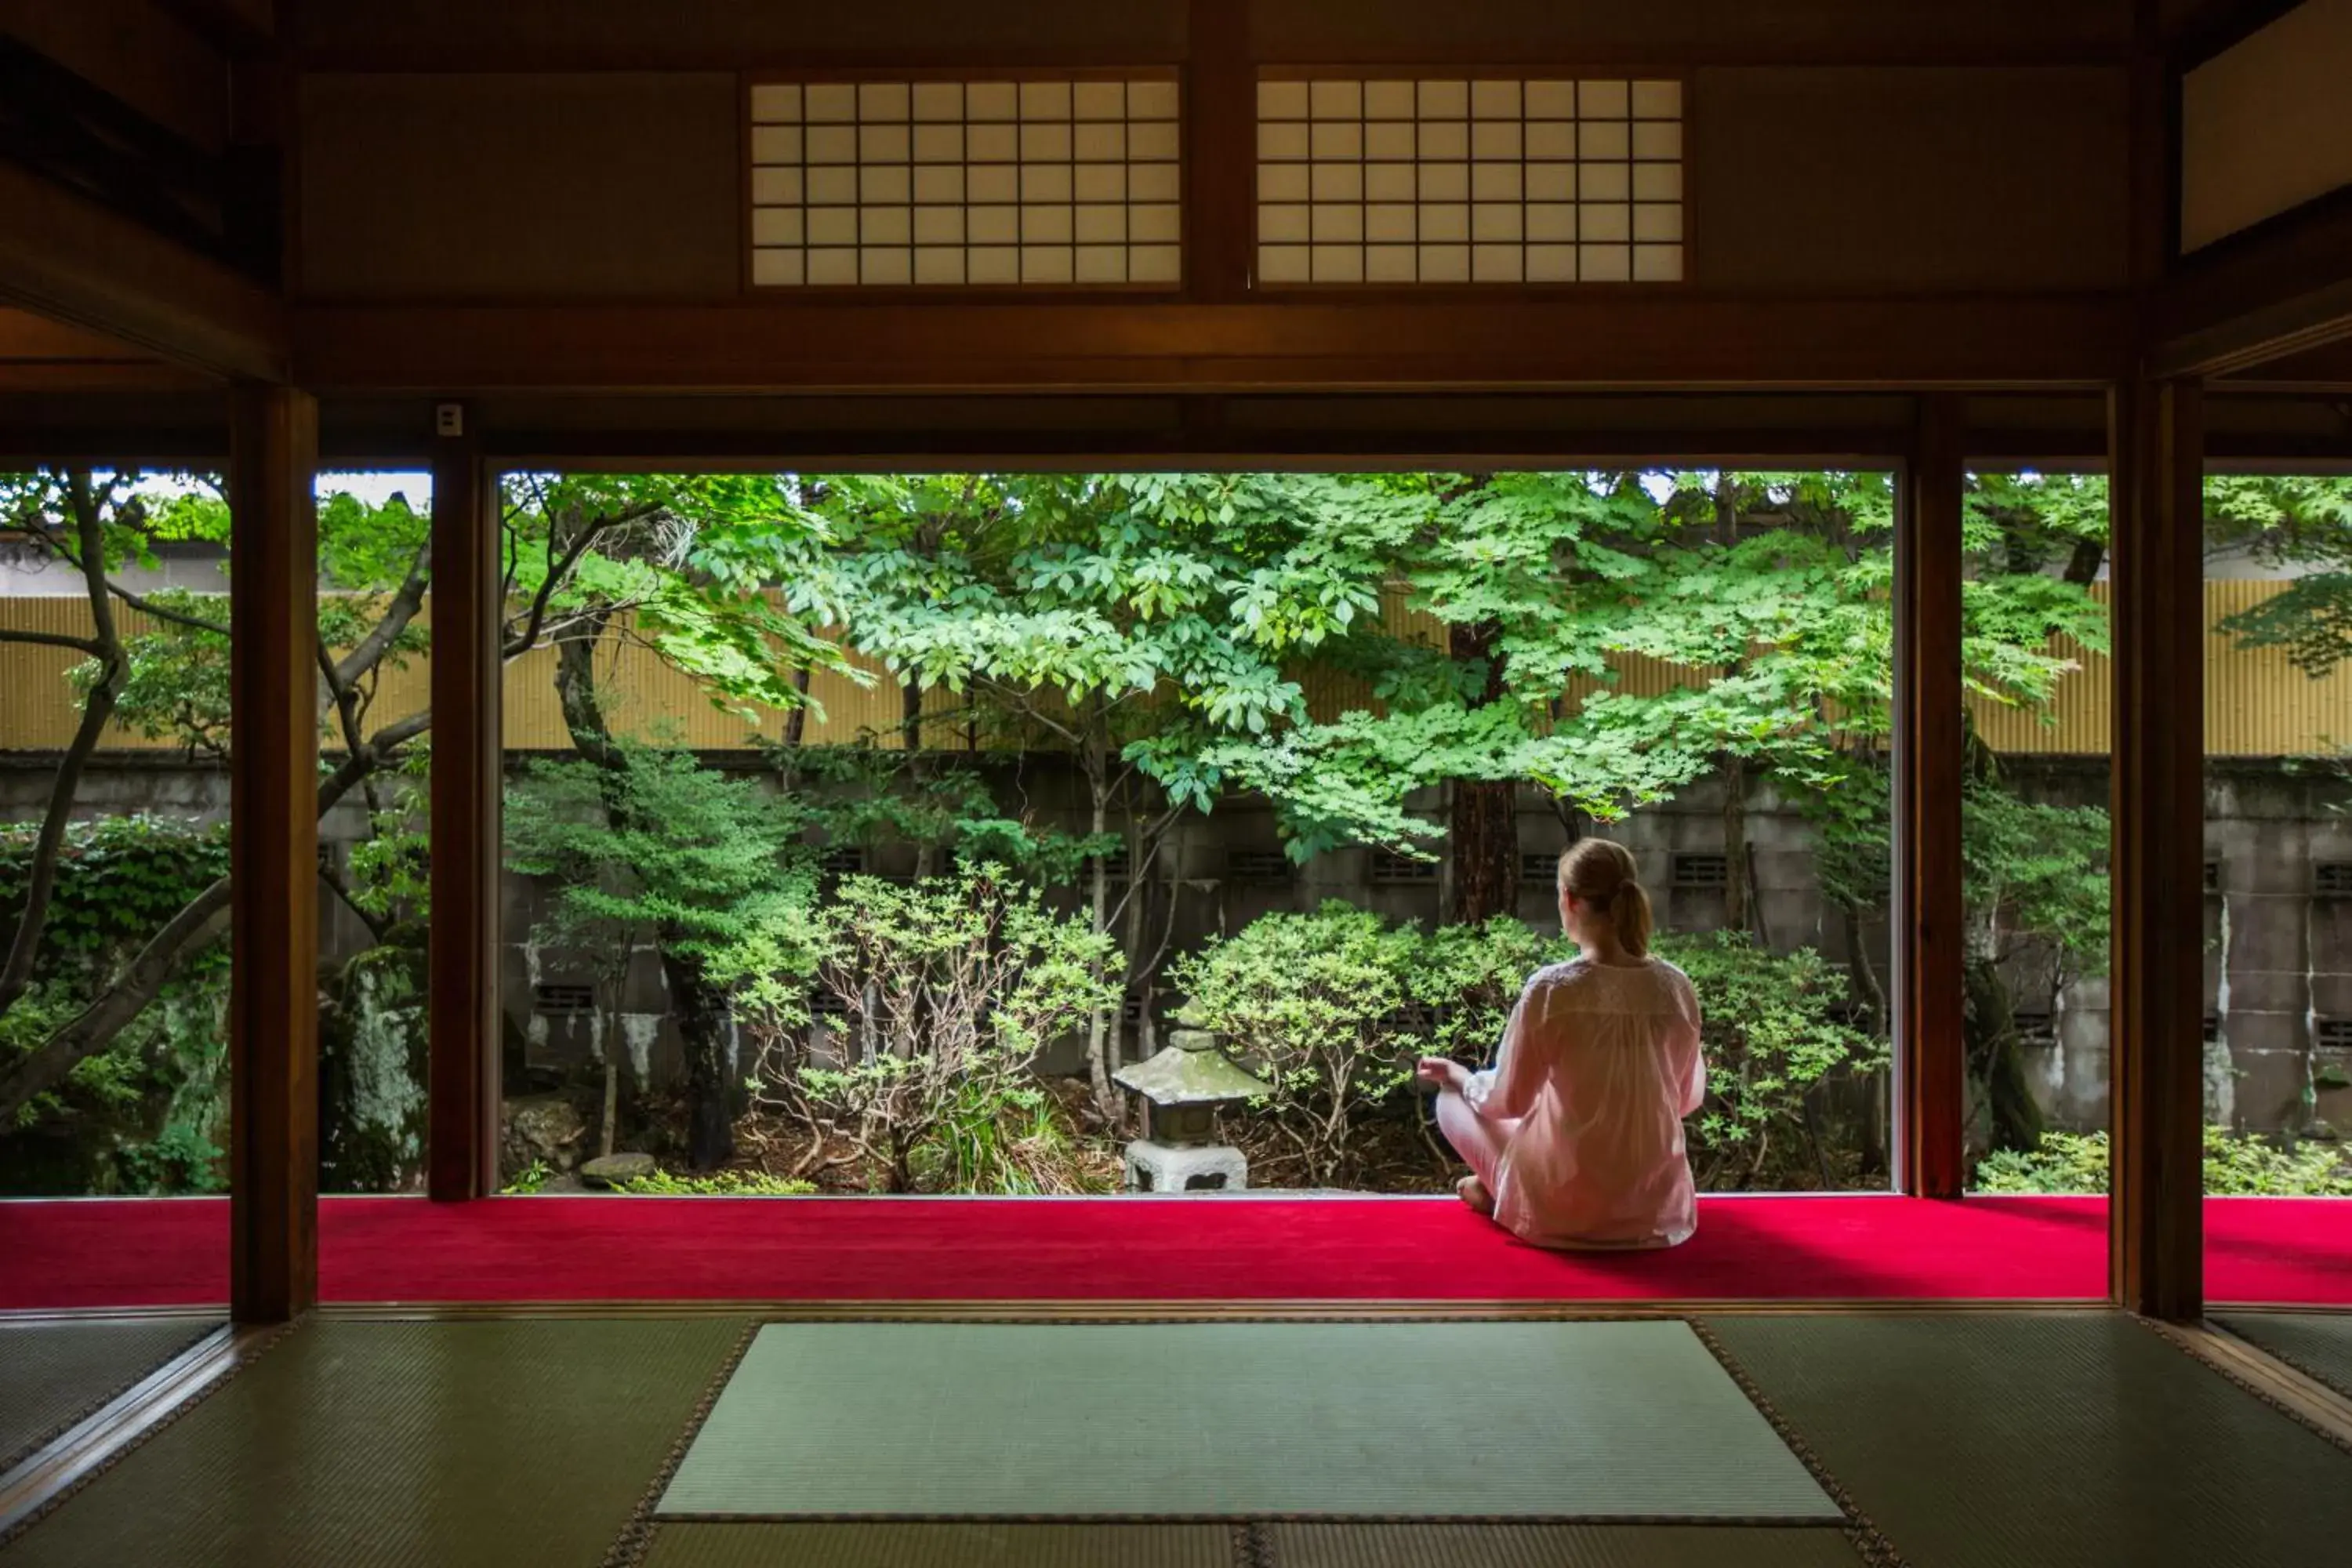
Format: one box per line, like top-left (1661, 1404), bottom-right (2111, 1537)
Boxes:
top-left (2, 1306), bottom-right (2350, 1566)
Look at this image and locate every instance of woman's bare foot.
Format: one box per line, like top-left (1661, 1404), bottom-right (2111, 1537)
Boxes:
top-left (1455, 1174), bottom-right (1494, 1216)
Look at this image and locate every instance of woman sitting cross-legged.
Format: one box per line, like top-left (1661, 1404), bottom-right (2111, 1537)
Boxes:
top-left (1415, 839), bottom-right (1707, 1250)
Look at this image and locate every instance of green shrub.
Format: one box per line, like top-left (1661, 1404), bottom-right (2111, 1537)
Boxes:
top-left (1652, 931), bottom-right (1886, 1190)
top-left (1972, 1127), bottom-right (2352, 1196)
top-left (1170, 902), bottom-right (1422, 1187)
top-left (731, 870), bottom-right (1122, 1193)
top-left (612, 1169), bottom-right (817, 1196)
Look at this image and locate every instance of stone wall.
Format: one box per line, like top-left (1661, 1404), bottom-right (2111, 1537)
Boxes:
top-left (11, 749), bottom-right (2352, 1138)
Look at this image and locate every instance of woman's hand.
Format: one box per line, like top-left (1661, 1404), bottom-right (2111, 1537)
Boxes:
top-left (1416, 1056), bottom-right (1470, 1094)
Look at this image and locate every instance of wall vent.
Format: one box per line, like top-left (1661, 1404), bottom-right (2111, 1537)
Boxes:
top-left (1371, 848), bottom-right (1438, 884)
top-left (1520, 850), bottom-right (1560, 884)
top-left (2317, 1018), bottom-right (2352, 1050)
top-left (532, 983), bottom-right (595, 1017)
top-left (2318, 862), bottom-right (2352, 897)
top-left (818, 845), bottom-right (865, 876)
top-left (1671, 853), bottom-right (1729, 888)
top-left (1227, 848), bottom-right (1292, 882)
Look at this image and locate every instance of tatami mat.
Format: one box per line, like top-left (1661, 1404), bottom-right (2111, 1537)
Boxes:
top-left (0, 1317), bottom-right (746, 1568)
top-left (642, 1522), bottom-right (1236, 1567)
top-left (0, 1315), bottom-right (217, 1472)
top-left (1701, 1312), bottom-right (2352, 1568)
top-left (639, 1521), bottom-right (1866, 1568)
top-left (1266, 1522), bottom-right (1864, 1568)
top-left (658, 1320), bottom-right (1838, 1521)
top-left (2216, 1311), bottom-right (2352, 1399)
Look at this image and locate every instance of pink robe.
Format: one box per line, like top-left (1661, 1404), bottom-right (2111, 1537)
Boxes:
top-left (1438, 956), bottom-right (1706, 1249)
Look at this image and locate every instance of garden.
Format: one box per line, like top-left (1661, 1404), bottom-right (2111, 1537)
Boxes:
top-left (6, 467), bottom-right (2352, 1200)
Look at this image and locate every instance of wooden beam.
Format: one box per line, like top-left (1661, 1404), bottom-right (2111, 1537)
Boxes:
top-left (227, 383), bottom-right (318, 1323)
top-left (1895, 392), bottom-right (1968, 1198)
top-left (151, 0), bottom-right (278, 56)
top-left (427, 406), bottom-right (503, 1202)
top-left (0, 157), bottom-right (284, 381)
top-left (1183, 0), bottom-right (1251, 304)
top-left (291, 296), bottom-right (2136, 396)
top-left (2156, 189), bottom-right (2352, 378)
top-left (2107, 376), bottom-right (2206, 1320)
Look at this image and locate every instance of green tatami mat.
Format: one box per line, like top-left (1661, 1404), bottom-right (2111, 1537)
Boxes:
top-left (658, 1321), bottom-right (1838, 1521)
top-left (1268, 1523), bottom-right (1865, 1568)
top-left (1700, 1312), bottom-right (2352, 1568)
top-left (0, 1315), bottom-right (217, 1472)
top-left (2216, 1312), bottom-right (2352, 1398)
top-left (0, 1316), bottom-right (746, 1568)
top-left (643, 1523), bottom-right (1235, 1567)
top-left (640, 1523), bottom-right (1865, 1568)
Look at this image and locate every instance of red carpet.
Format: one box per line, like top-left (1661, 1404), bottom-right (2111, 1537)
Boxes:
top-left (1, 1194), bottom-right (2344, 1311)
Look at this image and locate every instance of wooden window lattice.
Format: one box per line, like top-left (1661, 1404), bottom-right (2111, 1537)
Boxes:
top-left (1255, 74), bottom-right (1684, 285)
top-left (748, 74), bottom-right (1181, 289)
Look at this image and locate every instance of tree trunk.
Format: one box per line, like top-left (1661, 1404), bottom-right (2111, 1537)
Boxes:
top-left (1083, 753), bottom-right (1117, 1119)
top-left (903, 680), bottom-right (941, 878)
top-left (782, 666), bottom-right (812, 750)
top-left (664, 942), bottom-right (737, 1170)
top-left (554, 619), bottom-right (738, 1167)
top-left (1963, 956), bottom-right (2045, 1156)
top-left (1722, 754), bottom-right (1751, 938)
top-left (1842, 902), bottom-right (1891, 1178)
top-left (1446, 620), bottom-right (1517, 925)
top-left (1120, 821), bottom-right (1146, 1069)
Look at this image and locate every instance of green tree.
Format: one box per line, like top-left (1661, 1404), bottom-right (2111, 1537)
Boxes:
top-left (803, 472), bottom-right (1377, 1115)
top-left (506, 746), bottom-right (817, 1170)
top-left (496, 474), bottom-right (844, 1167)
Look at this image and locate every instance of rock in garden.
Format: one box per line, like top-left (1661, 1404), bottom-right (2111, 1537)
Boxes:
top-left (579, 1152), bottom-right (659, 1187)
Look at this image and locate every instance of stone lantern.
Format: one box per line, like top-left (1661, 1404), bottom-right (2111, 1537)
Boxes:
top-left (1112, 1015), bottom-right (1265, 1192)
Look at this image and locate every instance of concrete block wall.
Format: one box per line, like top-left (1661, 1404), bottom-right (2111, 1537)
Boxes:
top-left (12, 750), bottom-right (2352, 1139)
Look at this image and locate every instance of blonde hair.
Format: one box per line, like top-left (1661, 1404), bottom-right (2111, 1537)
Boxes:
top-left (1556, 839), bottom-right (1653, 957)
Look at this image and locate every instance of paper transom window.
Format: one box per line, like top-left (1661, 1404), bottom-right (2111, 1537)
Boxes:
top-left (748, 75), bottom-right (1181, 289)
top-left (1254, 75), bottom-right (1684, 285)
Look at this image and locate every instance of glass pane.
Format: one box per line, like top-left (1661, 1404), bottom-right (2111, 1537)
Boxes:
top-left (1, 466), bottom-right (233, 1311)
top-left (314, 471), bottom-right (434, 1195)
top-left (2201, 474), bottom-right (2352, 1300)
top-left (487, 470), bottom-right (1893, 1201)
top-left (1959, 472), bottom-right (2114, 1193)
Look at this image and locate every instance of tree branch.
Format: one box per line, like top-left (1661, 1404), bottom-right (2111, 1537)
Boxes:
top-left (0, 628), bottom-right (103, 655)
top-left (0, 876), bottom-right (232, 1128)
top-left (318, 710), bottom-right (434, 815)
top-left (0, 475), bottom-right (131, 1014)
top-left (502, 502), bottom-right (662, 659)
top-left (106, 584), bottom-right (227, 638)
top-left (334, 537), bottom-right (433, 691)
top-left (319, 859), bottom-right (391, 946)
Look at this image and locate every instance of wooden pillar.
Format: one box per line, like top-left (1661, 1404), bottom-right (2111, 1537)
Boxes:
top-left (1894, 394), bottom-right (1968, 1198)
top-left (428, 409), bottom-right (503, 1200)
top-left (1185, 0), bottom-right (1252, 301)
top-left (2109, 376), bottom-right (2205, 1319)
top-left (227, 384), bottom-right (318, 1323)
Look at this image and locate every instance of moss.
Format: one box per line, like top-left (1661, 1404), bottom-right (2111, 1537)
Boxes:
top-left (319, 937), bottom-right (429, 1192)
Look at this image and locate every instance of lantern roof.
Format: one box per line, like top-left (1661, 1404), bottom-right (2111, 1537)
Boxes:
top-left (1112, 1029), bottom-right (1267, 1105)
